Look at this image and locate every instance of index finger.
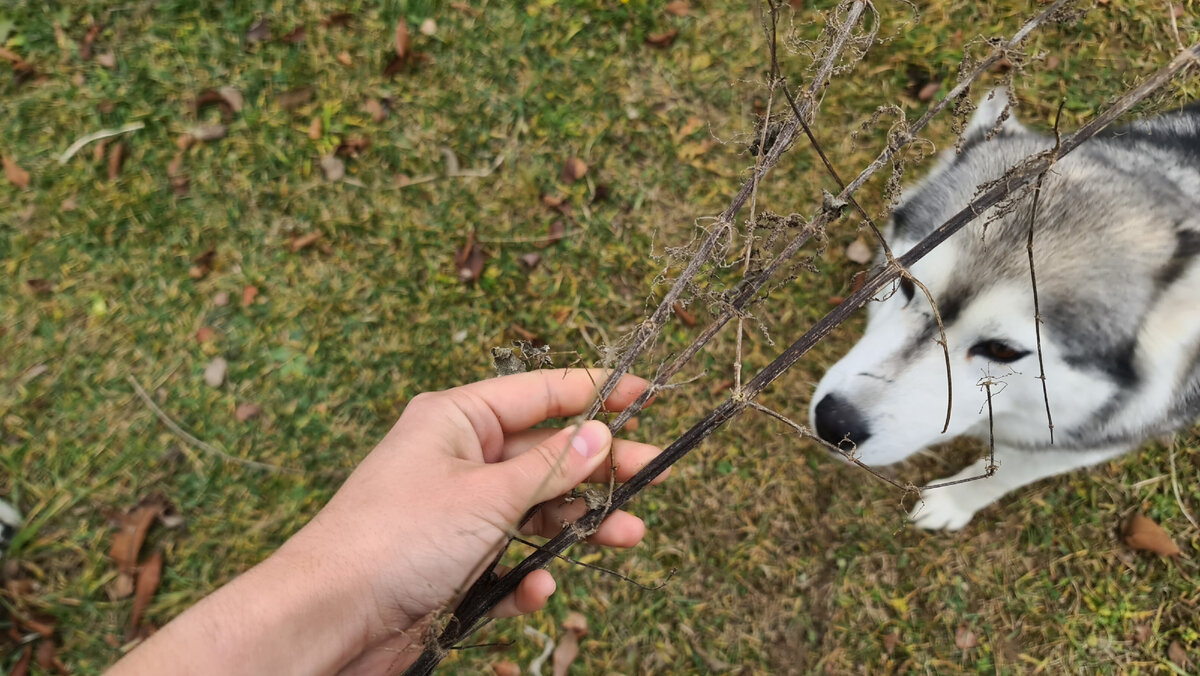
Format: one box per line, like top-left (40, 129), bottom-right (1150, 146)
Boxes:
top-left (450, 368), bottom-right (649, 436)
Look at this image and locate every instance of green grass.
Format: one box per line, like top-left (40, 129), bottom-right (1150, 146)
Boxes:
top-left (2, 0), bottom-right (1199, 674)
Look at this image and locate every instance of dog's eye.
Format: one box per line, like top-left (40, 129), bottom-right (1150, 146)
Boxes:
top-left (968, 340), bottom-right (1029, 363)
top-left (899, 277), bottom-right (915, 302)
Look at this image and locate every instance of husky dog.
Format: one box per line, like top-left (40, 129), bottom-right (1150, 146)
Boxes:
top-left (811, 91), bottom-right (1200, 530)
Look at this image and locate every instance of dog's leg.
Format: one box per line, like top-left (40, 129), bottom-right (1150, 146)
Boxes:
top-left (909, 444), bottom-right (1130, 531)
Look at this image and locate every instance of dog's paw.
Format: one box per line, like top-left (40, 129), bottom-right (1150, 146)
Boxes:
top-left (908, 485), bottom-right (978, 531)
top-left (0, 499), bottom-right (21, 554)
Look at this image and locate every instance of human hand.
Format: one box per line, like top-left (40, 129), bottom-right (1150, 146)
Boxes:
top-left (108, 369), bottom-right (665, 676)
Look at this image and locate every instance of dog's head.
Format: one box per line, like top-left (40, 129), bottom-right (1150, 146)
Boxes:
top-left (810, 91), bottom-right (1183, 464)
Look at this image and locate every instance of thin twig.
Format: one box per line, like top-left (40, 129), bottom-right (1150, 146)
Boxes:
top-left (511, 536), bottom-right (677, 590)
top-left (126, 374), bottom-right (298, 474)
top-left (58, 122), bottom-right (145, 164)
top-left (1168, 439), bottom-right (1199, 530)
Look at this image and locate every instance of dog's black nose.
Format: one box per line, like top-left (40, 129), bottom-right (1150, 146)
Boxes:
top-left (814, 394), bottom-right (871, 451)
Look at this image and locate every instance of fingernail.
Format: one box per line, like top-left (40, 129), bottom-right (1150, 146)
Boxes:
top-left (570, 423), bottom-right (605, 459)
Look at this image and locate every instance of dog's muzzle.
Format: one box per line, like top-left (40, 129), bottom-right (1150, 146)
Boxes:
top-left (813, 393), bottom-right (871, 452)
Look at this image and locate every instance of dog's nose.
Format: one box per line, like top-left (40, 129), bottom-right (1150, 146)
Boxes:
top-left (813, 394), bottom-right (871, 451)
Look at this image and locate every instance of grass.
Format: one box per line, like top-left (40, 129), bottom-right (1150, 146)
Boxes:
top-left (2, 0), bottom-right (1199, 673)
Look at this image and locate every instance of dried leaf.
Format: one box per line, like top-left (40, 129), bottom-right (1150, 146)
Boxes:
top-left (322, 12), bottom-right (354, 27)
top-left (666, 0), bottom-right (690, 16)
top-left (203, 356), bottom-right (227, 387)
top-left (394, 19), bottom-right (410, 58)
top-left (457, 242), bottom-right (484, 283)
top-left (308, 117), bottom-right (323, 140)
top-left (61, 196), bottom-right (78, 212)
top-left (0, 46), bottom-right (31, 70)
top-left (491, 662), bottom-right (520, 676)
top-left (278, 25), bottom-right (306, 44)
top-left (12, 645), bottom-right (32, 676)
top-left (241, 284), bottom-right (259, 307)
top-left (176, 134), bottom-right (194, 151)
top-left (883, 630), bottom-right (900, 655)
top-left (193, 88), bottom-right (237, 121)
top-left (195, 326), bottom-right (216, 343)
top-left (709, 379), bottom-right (734, 396)
top-left (276, 87), bottom-right (314, 111)
top-left (217, 86), bottom-right (244, 113)
top-left (236, 403), bottom-right (263, 422)
top-left (319, 155), bottom-right (345, 181)
top-left (1123, 513), bottom-right (1182, 557)
top-left (365, 98), bottom-right (389, 123)
top-left (245, 17), bottom-right (271, 44)
top-left (335, 135), bottom-right (371, 157)
top-left (673, 301), bottom-right (696, 326)
top-left (109, 499), bottom-right (165, 598)
top-left (519, 252), bottom-right (541, 269)
top-left (35, 638), bottom-right (65, 672)
top-left (591, 183), bottom-right (611, 203)
top-left (213, 291), bottom-right (230, 307)
top-left (1169, 641), bottom-right (1191, 669)
top-left (917, 80), bottom-right (941, 102)
top-left (419, 19), bottom-right (437, 36)
top-left (451, 2), bottom-right (482, 17)
top-left (551, 631), bottom-right (579, 676)
top-left (645, 29), bottom-right (678, 47)
top-left (1129, 624), bottom-right (1151, 645)
top-left (191, 247), bottom-right (216, 278)
top-left (1170, 4), bottom-right (1185, 20)
top-left (510, 324), bottom-right (539, 342)
top-left (168, 152), bottom-right (189, 196)
top-left (539, 220), bottom-right (566, 248)
top-left (189, 124), bottom-right (227, 142)
top-left (845, 238), bottom-right (873, 264)
top-left (4, 156), bottom-right (31, 189)
top-left (560, 157), bottom-right (588, 183)
top-left (336, 51), bottom-right (353, 66)
top-left (955, 624), bottom-right (978, 650)
top-left (26, 279), bottom-right (54, 295)
top-left (563, 611), bottom-right (588, 637)
top-left (80, 23), bottom-right (102, 60)
top-left (107, 142), bottom-right (125, 180)
top-left (1046, 55), bottom-right (1061, 70)
top-left (290, 232), bottom-right (321, 252)
top-left (541, 194), bottom-right (566, 209)
top-left (96, 51), bottom-right (116, 68)
top-left (129, 550), bottom-right (163, 638)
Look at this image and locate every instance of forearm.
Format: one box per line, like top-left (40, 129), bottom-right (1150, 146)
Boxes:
top-left (106, 542), bottom-right (374, 676)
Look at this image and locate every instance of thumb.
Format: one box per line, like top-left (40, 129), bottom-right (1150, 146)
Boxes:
top-left (500, 420), bottom-right (612, 506)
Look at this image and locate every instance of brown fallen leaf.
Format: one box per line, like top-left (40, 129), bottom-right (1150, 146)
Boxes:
top-left (560, 157), bottom-right (588, 183)
top-left (563, 611), bottom-right (588, 637)
top-left (883, 630), bottom-right (900, 655)
top-left (27, 279), bottom-right (54, 295)
top-left (236, 402), bottom-right (263, 422)
top-left (666, 0), bottom-right (690, 16)
top-left (1170, 4), bottom-right (1185, 20)
top-left (290, 232), bottom-right (321, 252)
top-left (80, 23), bottom-right (102, 60)
top-left (1169, 641), bottom-right (1191, 669)
top-left (61, 196), bottom-right (78, 212)
top-left (308, 117), bottom-right (323, 140)
top-left (245, 17), bottom-right (271, 44)
top-left (539, 220), bottom-right (566, 248)
top-left (673, 301), bottom-right (696, 326)
top-left (645, 29), bottom-right (679, 47)
top-left (491, 662), bottom-right (519, 676)
top-left (4, 155), bottom-right (31, 189)
top-left (336, 51), bottom-right (353, 66)
top-left (451, 2), bottom-right (482, 17)
top-left (109, 498), bottom-right (166, 599)
top-left (278, 25), bottom-right (306, 44)
top-left (168, 152), bottom-right (189, 197)
top-left (551, 631), bottom-right (579, 676)
top-left (955, 624), bottom-right (978, 650)
top-left (510, 324), bottom-right (539, 342)
top-left (107, 142), bottom-right (125, 180)
top-left (395, 19), bottom-right (410, 58)
top-left (1046, 55), bottom-right (1061, 70)
top-left (35, 638), bottom-right (67, 673)
top-left (917, 80), bottom-right (941, 102)
top-left (335, 135), bottom-right (371, 157)
top-left (203, 356), bottom-right (227, 387)
top-left (0, 46), bottom-right (30, 70)
top-left (1123, 512), bottom-right (1182, 558)
top-left (190, 124), bottom-right (227, 142)
top-left (195, 326), bottom-right (216, 344)
top-left (849, 270), bottom-right (867, 294)
top-left (709, 379), bottom-right (734, 396)
top-left (96, 51), bottom-right (116, 68)
top-left (419, 19), bottom-right (437, 36)
top-left (319, 155), bottom-right (345, 181)
top-left (213, 291), bottom-right (230, 307)
top-left (322, 12), bottom-right (354, 27)
top-left (519, 252), bottom-right (541, 269)
top-left (242, 284), bottom-right (259, 307)
top-left (276, 87), bottom-right (314, 111)
top-left (176, 133), bottom-right (194, 151)
top-left (12, 645), bottom-right (32, 676)
top-left (1128, 623), bottom-right (1151, 645)
top-left (845, 238), bottom-right (873, 264)
top-left (457, 242), bottom-right (484, 283)
top-left (193, 89), bottom-right (236, 122)
top-left (365, 98), bottom-right (389, 123)
top-left (191, 247), bottom-right (216, 279)
top-left (128, 550), bottom-right (163, 638)
top-left (591, 183), bottom-right (611, 203)
top-left (541, 193), bottom-right (566, 209)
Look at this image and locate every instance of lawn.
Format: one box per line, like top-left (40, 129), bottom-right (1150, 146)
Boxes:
top-left (1, 0), bottom-right (1198, 674)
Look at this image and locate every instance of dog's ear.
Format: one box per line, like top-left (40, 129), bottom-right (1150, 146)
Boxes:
top-left (963, 88), bottom-right (1024, 143)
